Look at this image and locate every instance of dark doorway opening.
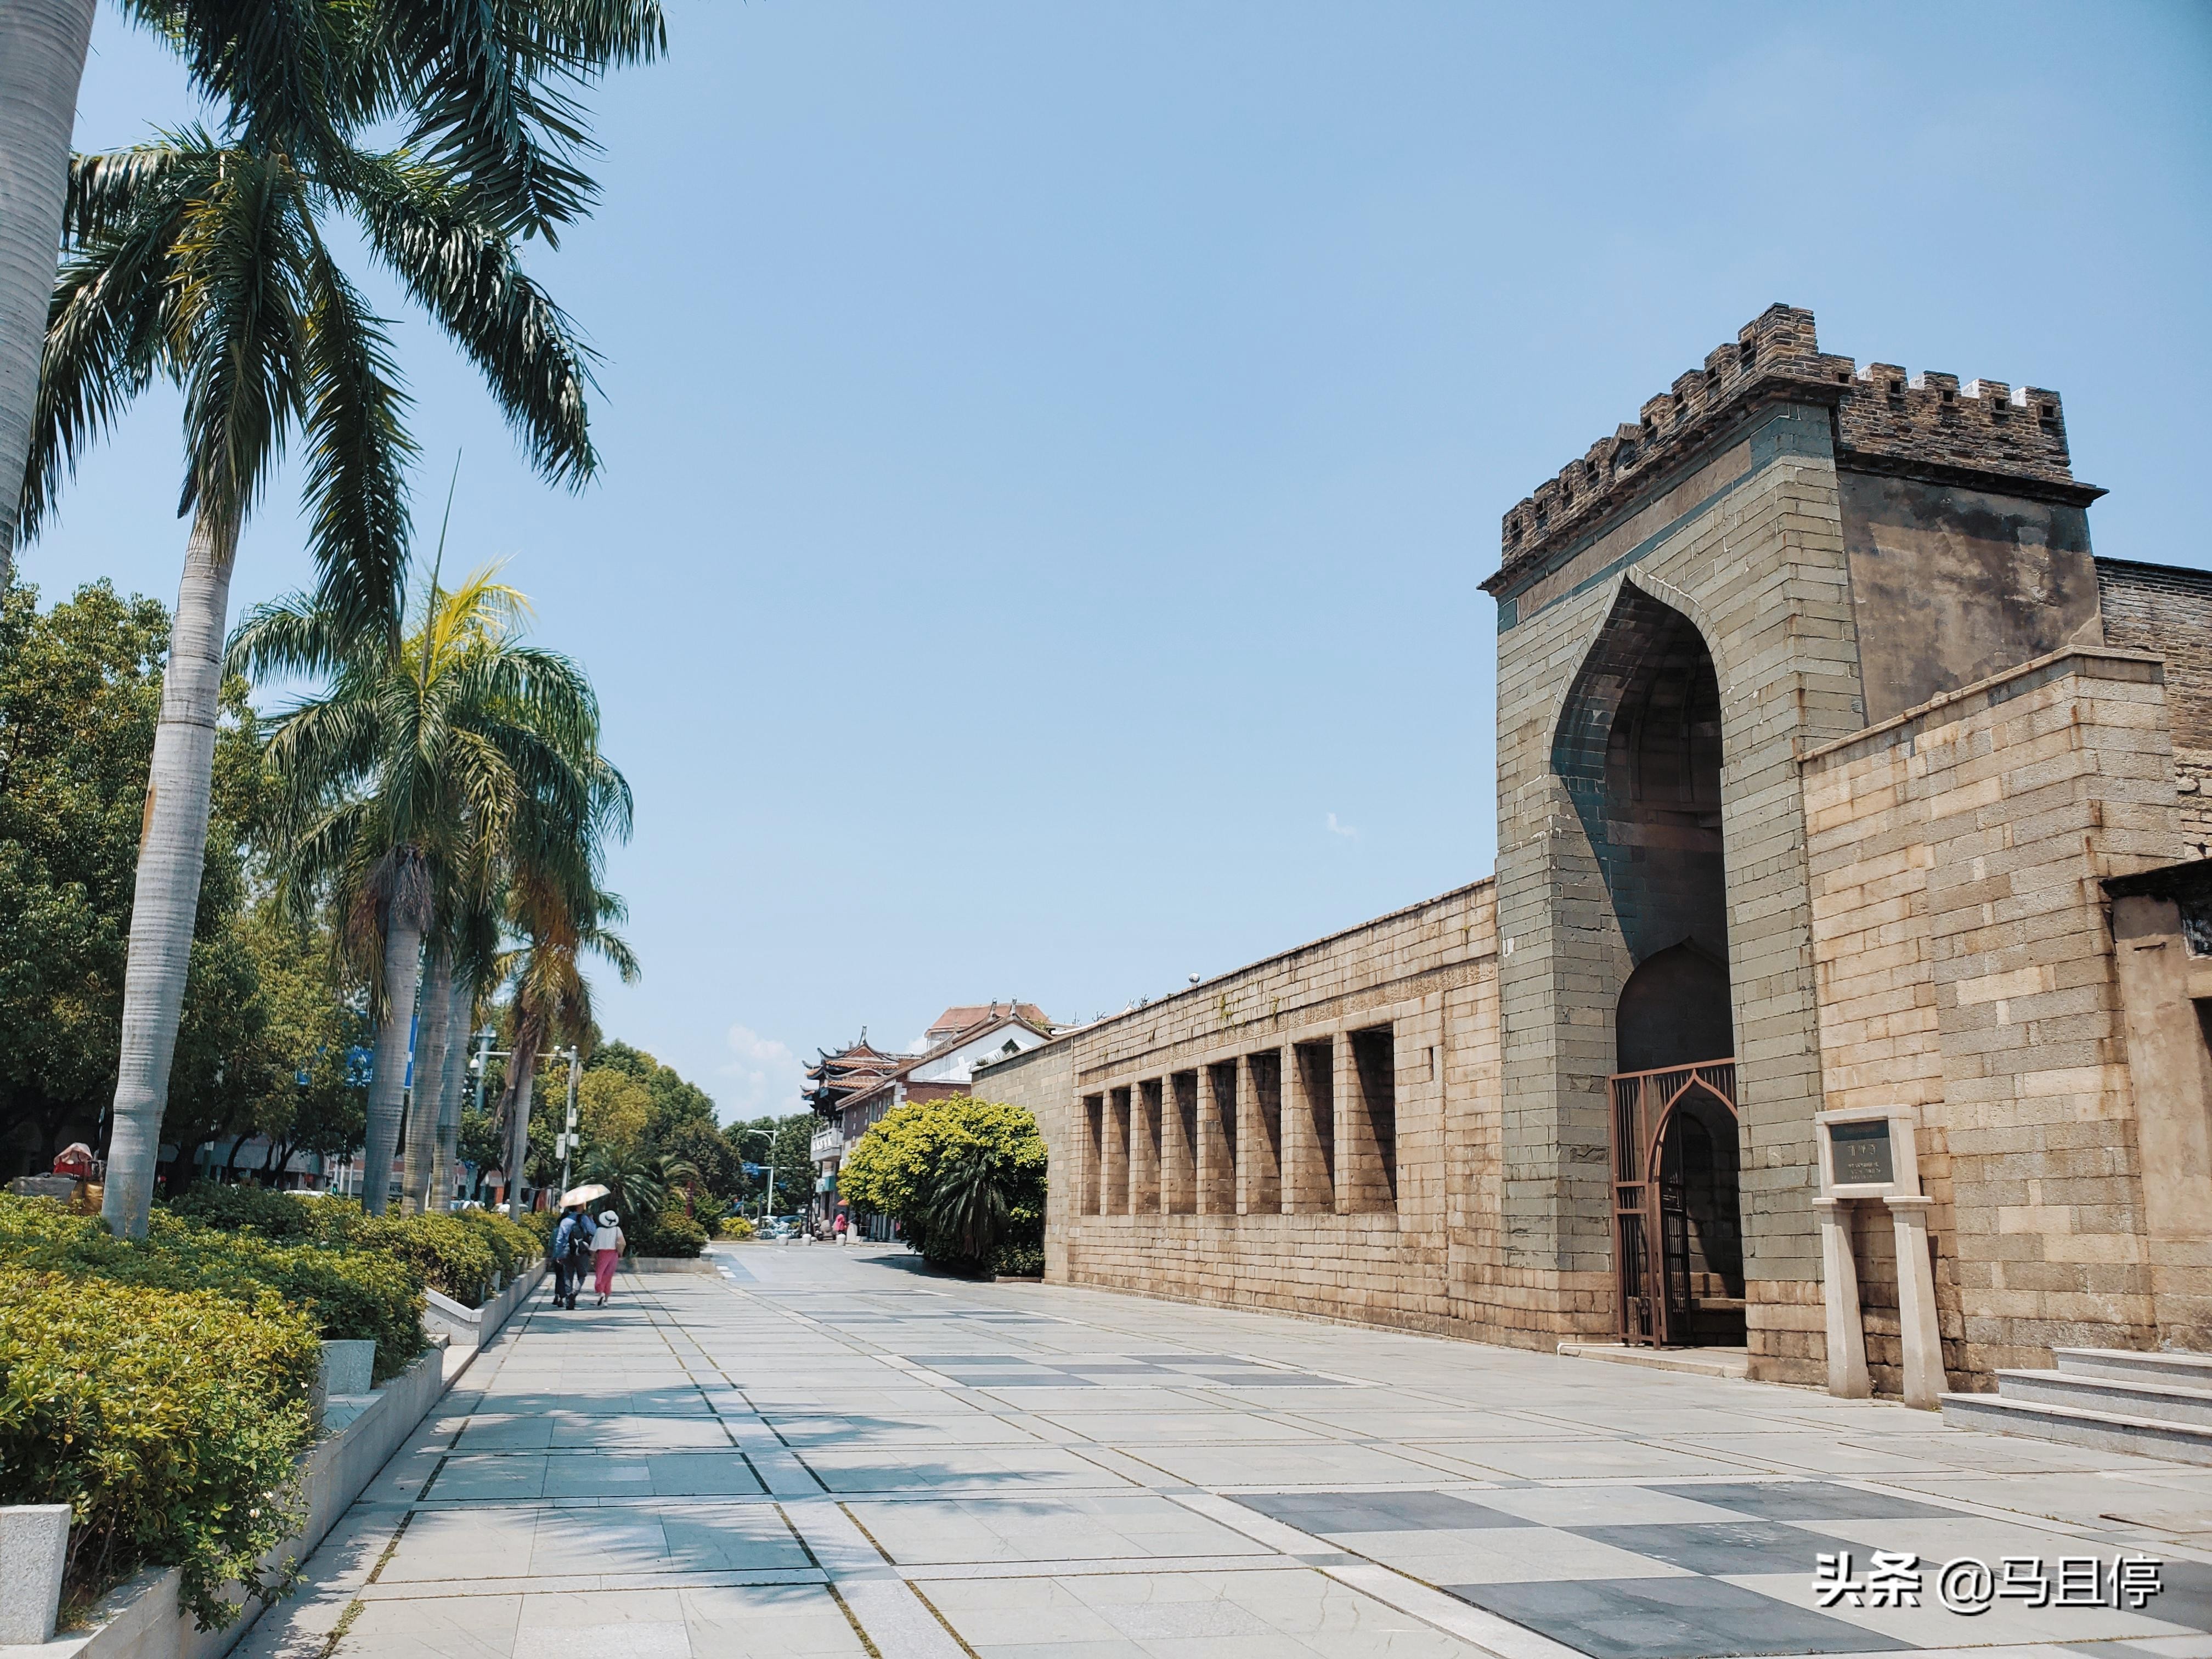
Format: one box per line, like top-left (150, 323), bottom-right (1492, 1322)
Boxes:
top-left (1556, 583), bottom-right (1743, 1347)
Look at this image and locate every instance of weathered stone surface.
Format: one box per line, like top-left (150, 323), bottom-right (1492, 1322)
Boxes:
top-left (981, 307), bottom-right (2212, 1397)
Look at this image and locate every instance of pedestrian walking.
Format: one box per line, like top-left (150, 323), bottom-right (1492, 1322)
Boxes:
top-left (592, 1210), bottom-right (625, 1306)
top-left (833, 1210), bottom-right (849, 1244)
top-left (550, 1203), bottom-right (597, 1308)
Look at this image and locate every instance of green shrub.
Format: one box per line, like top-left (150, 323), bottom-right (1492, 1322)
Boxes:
top-left (168, 1182), bottom-right (313, 1239)
top-left (1, 1268), bottom-right (318, 1629)
top-left (991, 1240), bottom-right (1045, 1277)
top-left (718, 1215), bottom-right (754, 1240)
top-left (300, 1198), bottom-right (533, 1308)
top-left (520, 1206), bottom-right (557, 1251)
top-left (360, 1212), bottom-right (496, 1308)
top-left (840, 1106), bottom-right (1048, 1274)
top-left (0, 1197), bottom-right (426, 1383)
top-left (458, 1209), bottom-right (538, 1282)
top-left (628, 1210), bottom-right (707, 1257)
top-left (839, 1095), bottom-right (1046, 1274)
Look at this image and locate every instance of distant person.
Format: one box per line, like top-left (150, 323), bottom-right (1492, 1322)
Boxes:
top-left (550, 1203), bottom-right (596, 1309)
top-left (833, 1211), bottom-right (849, 1244)
top-left (592, 1210), bottom-right (625, 1306)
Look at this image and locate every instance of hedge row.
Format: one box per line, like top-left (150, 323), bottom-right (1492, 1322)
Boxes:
top-left (0, 1197), bottom-right (425, 1382)
top-left (0, 1268), bottom-right (319, 1629)
top-left (168, 1186), bottom-right (541, 1309)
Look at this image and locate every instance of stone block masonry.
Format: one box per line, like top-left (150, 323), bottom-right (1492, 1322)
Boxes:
top-left (979, 884), bottom-right (1544, 1345)
top-left (1802, 649), bottom-right (2185, 1384)
top-left (2099, 558), bottom-right (2212, 856)
top-left (981, 303), bottom-right (2211, 1396)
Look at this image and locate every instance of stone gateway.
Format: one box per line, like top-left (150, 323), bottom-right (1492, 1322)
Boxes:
top-left (975, 306), bottom-right (2212, 1398)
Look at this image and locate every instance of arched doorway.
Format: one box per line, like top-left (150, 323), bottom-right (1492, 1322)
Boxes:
top-left (1554, 584), bottom-right (1743, 1347)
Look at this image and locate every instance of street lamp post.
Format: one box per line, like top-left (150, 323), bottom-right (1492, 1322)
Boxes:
top-left (466, 1032), bottom-right (570, 1218)
top-left (555, 1047), bottom-right (582, 1200)
top-left (733, 1127), bottom-right (774, 1226)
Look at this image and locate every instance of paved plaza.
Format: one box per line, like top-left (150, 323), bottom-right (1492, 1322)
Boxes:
top-left (241, 1245), bottom-right (2212, 1659)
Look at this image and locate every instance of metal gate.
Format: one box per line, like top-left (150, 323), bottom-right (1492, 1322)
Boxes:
top-left (1610, 1058), bottom-right (1737, 1347)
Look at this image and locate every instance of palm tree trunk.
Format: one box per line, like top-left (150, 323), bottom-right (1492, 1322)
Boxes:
top-left (361, 921), bottom-right (424, 1216)
top-left (101, 507), bottom-right (241, 1239)
top-left (0, 0), bottom-right (97, 580)
top-left (403, 947), bottom-right (453, 1212)
top-left (433, 972), bottom-right (472, 1205)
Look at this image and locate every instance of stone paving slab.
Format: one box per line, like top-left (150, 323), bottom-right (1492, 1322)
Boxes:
top-left (234, 1244), bottom-right (2212, 1659)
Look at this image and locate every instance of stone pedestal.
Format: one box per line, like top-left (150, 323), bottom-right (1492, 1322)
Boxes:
top-left (1814, 1200), bottom-right (1870, 1398)
top-left (1888, 1195), bottom-right (1946, 1409)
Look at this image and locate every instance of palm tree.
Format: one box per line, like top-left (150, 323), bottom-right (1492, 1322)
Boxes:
top-left (926, 1145), bottom-right (1012, 1268)
top-left (233, 564), bottom-right (617, 1214)
top-left (0, 0), bottom-right (664, 585)
top-left (0, 0), bottom-right (98, 582)
top-left (25, 130), bottom-right (597, 1238)
top-left (579, 1146), bottom-right (701, 1239)
top-left (496, 861), bottom-right (636, 1219)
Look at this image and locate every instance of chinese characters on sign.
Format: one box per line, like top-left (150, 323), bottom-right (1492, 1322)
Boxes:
top-left (1813, 1552), bottom-right (2164, 1615)
top-left (1826, 1118), bottom-right (1893, 1187)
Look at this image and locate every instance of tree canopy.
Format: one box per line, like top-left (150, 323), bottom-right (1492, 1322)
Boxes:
top-left (0, 580), bottom-right (368, 1181)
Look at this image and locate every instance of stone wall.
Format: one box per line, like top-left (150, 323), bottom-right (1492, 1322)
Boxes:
top-left (2098, 557), bottom-right (2212, 855)
top-left (1488, 394), bottom-right (1868, 1383)
top-left (989, 303), bottom-right (2203, 1395)
top-left (1801, 648), bottom-right (2182, 1387)
top-left (975, 884), bottom-right (1531, 1342)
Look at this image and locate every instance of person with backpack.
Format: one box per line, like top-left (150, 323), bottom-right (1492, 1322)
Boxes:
top-left (549, 1203), bottom-right (597, 1309)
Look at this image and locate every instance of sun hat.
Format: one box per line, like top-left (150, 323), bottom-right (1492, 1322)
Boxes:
top-left (599, 1210), bottom-right (618, 1226)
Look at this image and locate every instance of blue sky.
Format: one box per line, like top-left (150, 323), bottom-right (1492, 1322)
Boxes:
top-left (43, 2), bottom-right (2212, 1119)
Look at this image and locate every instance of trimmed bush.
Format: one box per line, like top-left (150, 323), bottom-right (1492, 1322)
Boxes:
top-left (629, 1210), bottom-right (707, 1257)
top-left (0, 1197), bottom-right (426, 1382)
top-left (992, 1240), bottom-right (1045, 1277)
top-left (458, 1208), bottom-right (539, 1283)
top-left (717, 1215), bottom-right (754, 1240)
top-left (360, 1213), bottom-right (496, 1308)
top-left (838, 1095), bottom-right (1047, 1275)
top-left (168, 1182), bottom-right (313, 1239)
top-left (1, 1268), bottom-right (319, 1629)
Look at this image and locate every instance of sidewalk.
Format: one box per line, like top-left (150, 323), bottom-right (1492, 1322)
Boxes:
top-left (238, 1242), bottom-right (2212, 1658)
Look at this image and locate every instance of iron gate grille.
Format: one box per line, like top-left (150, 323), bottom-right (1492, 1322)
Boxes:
top-left (1609, 1058), bottom-right (1737, 1347)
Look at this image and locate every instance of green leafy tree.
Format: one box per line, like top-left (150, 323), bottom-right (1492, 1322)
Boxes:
top-left (839, 1096), bottom-right (1047, 1274)
top-left (456, 1105), bottom-right (504, 1188)
top-left (723, 1111), bottom-right (814, 1215)
top-left (575, 1065), bottom-right (650, 1160)
top-left (229, 901), bottom-right (370, 1178)
top-left (593, 1040), bottom-right (718, 1144)
top-left (0, 582), bottom-right (268, 1180)
top-left (659, 1118), bottom-right (739, 1200)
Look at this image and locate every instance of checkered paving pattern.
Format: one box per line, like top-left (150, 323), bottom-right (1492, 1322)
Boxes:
top-left (231, 1245), bottom-right (2212, 1659)
top-left (1235, 1481), bottom-right (2212, 1656)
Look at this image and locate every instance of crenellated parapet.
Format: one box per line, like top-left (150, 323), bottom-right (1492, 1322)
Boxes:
top-left (1490, 304), bottom-right (2090, 588)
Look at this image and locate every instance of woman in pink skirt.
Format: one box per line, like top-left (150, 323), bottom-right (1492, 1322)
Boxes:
top-left (592, 1209), bottom-right (625, 1306)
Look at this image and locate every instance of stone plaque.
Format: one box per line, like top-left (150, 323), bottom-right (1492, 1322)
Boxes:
top-left (1829, 1118), bottom-right (1893, 1187)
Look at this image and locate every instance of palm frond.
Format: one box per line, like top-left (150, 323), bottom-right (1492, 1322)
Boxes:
top-left (349, 150), bottom-right (597, 486)
top-left (172, 148), bottom-right (313, 538)
top-left (297, 227), bottom-right (416, 645)
top-left (16, 149), bottom-right (212, 545)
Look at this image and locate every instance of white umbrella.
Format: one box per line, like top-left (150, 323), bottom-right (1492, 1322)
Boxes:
top-left (559, 1182), bottom-right (610, 1209)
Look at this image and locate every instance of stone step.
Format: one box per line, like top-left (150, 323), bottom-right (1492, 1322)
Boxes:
top-left (2054, 1346), bottom-right (2212, 1387)
top-left (1556, 1342), bottom-right (1750, 1380)
top-left (1940, 1391), bottom-right (2212, 1466)
top-left (1996, 1367), bottom-right (2212, 1428)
